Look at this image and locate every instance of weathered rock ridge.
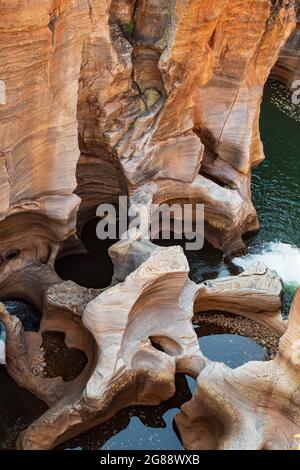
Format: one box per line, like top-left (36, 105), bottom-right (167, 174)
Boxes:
top-left (0, 248), bottom-right (290, 449)
top-left (0, 0), bottom-right (298, 451)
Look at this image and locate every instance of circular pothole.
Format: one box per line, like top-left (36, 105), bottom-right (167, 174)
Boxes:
top-left (31, 331), bottom-right (88, 382)
top-left (194, 312), bottom-right (280, 367)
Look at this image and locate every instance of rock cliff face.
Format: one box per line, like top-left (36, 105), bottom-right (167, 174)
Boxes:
top-left (0, 0), bottom-right (298, 451)
top-left (0, 0), bottom-right (296, 262)
top-left (271, 2), bottom-right (300, 88)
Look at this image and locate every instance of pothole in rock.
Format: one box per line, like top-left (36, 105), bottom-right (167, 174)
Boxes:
top-left (3, 300), bottom-right (41, 332)
top-left (55, 217), bottom-right (117, 289)
top-left (32, 331), bottom-right (88, 382)
top-left (57, 373), bottom-right (196, 450)
top-left (0, 366), bottom-right (48, 449)
top-left (194, 311), bottom-right (280, 368)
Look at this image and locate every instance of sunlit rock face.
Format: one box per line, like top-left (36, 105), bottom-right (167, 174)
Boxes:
top-left (0, 0), bottom-right (296, 260)
top-left (271, 2), bottom-right (300, 89)
top-left (0, 0), bottom-right (298, 451)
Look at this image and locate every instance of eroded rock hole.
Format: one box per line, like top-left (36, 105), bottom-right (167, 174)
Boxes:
top-left (5, 249), bottom-right (21, 261)
top-left (194, 312), bottom-right (280, 367)
top-left (55, 217), bottom-right (117, 289)
top-left (36, 331), bottom-right (88, 382)
top-left (149, 336), bottom-right (183, 356)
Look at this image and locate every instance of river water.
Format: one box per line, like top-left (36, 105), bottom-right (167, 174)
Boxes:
top-left (0, 80), bottom-right (299, 449)
top-left (188, 80), bottom-right (300, 316)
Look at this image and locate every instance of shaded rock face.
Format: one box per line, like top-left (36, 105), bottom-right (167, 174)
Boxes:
top-left (271, 2), bottom-right (300, 88)
top-left (0, 0), bottom-right (298, 451)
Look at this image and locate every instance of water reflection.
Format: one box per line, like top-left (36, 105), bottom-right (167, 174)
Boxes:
top-left (60, 374), bottom-right (193, 450)
top-left (0, 366), bottom-right (47, 450)
top-left (197, 329), bottom-right (268, 368)
top-left (60, 325), bottom-right (268, 450)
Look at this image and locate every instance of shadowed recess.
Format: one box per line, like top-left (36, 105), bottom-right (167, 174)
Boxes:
top-left (41, 331), bottom-right (88, 382)
top-left (55, 218), bottom-right (117, 289)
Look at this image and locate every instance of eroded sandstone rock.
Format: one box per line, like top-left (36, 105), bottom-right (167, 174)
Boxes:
top-left (0, 246), bottom-right (286, 450)
top-left (13, 246), bottom-right (202, 450)
top-left (0, 0), bottom-right (298, 452)
top-left (194, 262), bottom-right (286, 335)
top-left (176, 288), bottom-right (300, 450)
top-left (0, 0), bottom-right (297, 264)
top-left (271, 2), bottom-right (300, 88)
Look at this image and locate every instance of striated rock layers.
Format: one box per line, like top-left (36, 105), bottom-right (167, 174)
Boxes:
top-left (0, 0), bottom-right (299, 451)
top-left (1, 246), bottom-right (203, 449)
top-left (271, 1), bottom-right (300, 88)
top-left (0, 0), bottom-right (296, 262)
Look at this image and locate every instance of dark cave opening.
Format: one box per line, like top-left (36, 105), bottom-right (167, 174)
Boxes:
top-left (55, 217), bottom-right (118, 289)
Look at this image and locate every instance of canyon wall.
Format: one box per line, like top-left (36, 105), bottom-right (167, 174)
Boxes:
top-left (0, 0), bottom-right (296, 269)
top-left (271, 1), bottom-right (300, 88)
top-left (0, 0), bottom-right (299, 451)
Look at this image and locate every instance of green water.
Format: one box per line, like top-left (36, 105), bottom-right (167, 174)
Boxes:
top-left (187, 81), bottom-right (300, 315)
top-left (253, 81), bottom-right (300, 248)
top-left (233, 81), bottom-right (300, 314)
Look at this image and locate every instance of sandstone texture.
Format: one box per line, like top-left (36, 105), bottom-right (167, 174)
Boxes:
top-left (176, 288), bottom-right (300, 450)
top-left (0, 0), bottom-right (298, 451)
top-left (271, 2), bottom-right (300, 88)
top-left (0, 247), bottom-right (287, 449)
top-left (0, 0), bottom-right (296, 262)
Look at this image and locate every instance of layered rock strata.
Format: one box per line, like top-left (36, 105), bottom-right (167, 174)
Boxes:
top-left (1, 1), bottom-right (296, 267)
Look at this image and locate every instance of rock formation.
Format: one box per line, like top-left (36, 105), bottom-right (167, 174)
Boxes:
top-left (176, 288), bottom-right (300, 450)
top-left (0, 0), bottom-right (298, 451)
top-left (271, 2), bottom-right (300, 88)
top-left (0, 248), bottom-right (286, 449)
top-left (1, 246), bottom-right (203, 449)
top-left (0, 0), bottom-right (296, 264)
top-left (194, 262), bottom-right (285, 335)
